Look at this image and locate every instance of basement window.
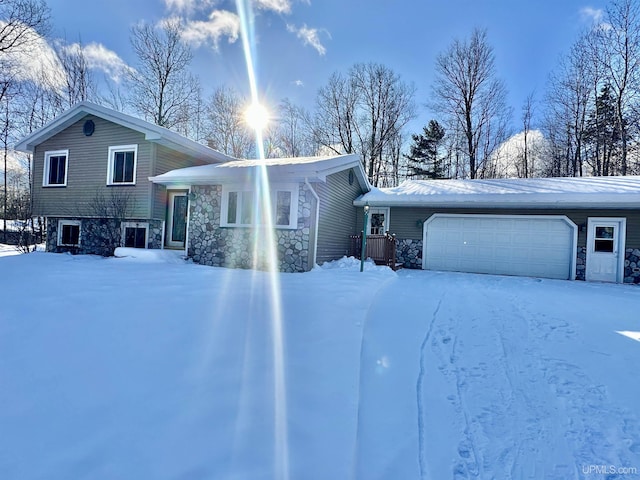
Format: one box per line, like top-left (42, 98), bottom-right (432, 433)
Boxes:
top-left (121, 222), bottom-right (148, 249)
top-left (57, 220), bottom-right (81, 246)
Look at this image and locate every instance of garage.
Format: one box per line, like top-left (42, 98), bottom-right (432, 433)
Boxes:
top-left (423, 214), bottom-right (578, 280)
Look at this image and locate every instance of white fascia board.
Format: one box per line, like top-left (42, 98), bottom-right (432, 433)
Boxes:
top-left (317, 157), bottom-right (371, 191)
top-left (15, 111), bottom-right (88, 151)
top-left (353, 198), bottom-right (640, 209)
top-left (15, 101), bottom-right (235, 164)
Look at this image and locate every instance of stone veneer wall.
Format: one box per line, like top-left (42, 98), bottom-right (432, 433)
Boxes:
top-left (188, 184), bottom-right (314, 273)
top-left (624, 248), bottom-right (640, 284)
top-left (576, 246), bottom-right (587, 281)
top-left (396, 239), bottom-right (423, 269)
top-left (46, 217), bottom-right (163, 256)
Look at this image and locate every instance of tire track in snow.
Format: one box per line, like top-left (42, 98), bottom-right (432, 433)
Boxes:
top-left (417, 295), bottom-right (444, 480)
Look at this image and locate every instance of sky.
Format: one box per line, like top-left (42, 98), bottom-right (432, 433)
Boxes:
top-left (42, 0), bottom-right (606, 134)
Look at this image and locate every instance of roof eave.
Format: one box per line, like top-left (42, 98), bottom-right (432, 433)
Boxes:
top-left (353, 198), bottom-right (640, 209)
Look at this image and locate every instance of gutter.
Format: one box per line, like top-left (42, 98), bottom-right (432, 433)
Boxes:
top-left (305, 178), bottom-right (320, 268)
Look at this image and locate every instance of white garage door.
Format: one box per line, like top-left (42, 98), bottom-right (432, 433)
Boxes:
top-left (423, 214), bottom-right (577, 280)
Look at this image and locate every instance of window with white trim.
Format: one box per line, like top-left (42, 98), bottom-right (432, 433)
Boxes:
top-left (221, 184), bottom-right (299, 229)
top-left (107, 145), bottom-right (138, 185)
top-left (57, 220), bottom-right (81, 246)
top-left (43, 149), bottom-right (69, 187)
top-left (121, 221), bottom-right (148, 249)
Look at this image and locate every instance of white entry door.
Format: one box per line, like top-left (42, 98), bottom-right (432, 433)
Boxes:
top-left (586, 218), bottom-right (626, 283)
top-left (366, 207), bottom-right (390, 235)
top-left (166, 191), bottom-right (188, 248)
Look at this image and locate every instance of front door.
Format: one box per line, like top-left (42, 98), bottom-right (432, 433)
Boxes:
top-left (586, 218), bottom-right (626, 283)
top-left (366, 207), bottom-right (390, 235)
top-left (166, 191), bottom-right (188, 248)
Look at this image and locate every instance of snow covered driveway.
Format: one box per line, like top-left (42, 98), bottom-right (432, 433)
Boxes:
top-left (1, 252), bottom-right (640, 479)
top-left (356, 270), bottom-right (640, 479)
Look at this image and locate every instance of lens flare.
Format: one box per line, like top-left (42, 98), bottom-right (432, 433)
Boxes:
top-left (235, 1), bottom-right (289, 479)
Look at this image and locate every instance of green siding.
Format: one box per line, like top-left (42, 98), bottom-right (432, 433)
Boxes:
top-left (315, 169), bottom-right (365, 264)
top-left (375, 206), bottom-right (640, 249)
top-left (151, 145), bottom-right (209, 220)
top-left (33, 115), bottom-right (151, 218)
top-left (32, 115), bottom-right (212, 222)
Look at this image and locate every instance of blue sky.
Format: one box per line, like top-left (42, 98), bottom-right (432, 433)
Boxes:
top-left (46, 0), bottom-right (605, 133)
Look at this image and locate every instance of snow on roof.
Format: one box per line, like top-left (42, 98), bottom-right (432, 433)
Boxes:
top-left (355, 176), bottom-right (640, 208)
top-left (150, 153), bottom-right (371, 190)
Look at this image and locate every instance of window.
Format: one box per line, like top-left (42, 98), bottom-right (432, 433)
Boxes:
top-left (107, 145), bottom-right (138, 185)
top-left (121, 222), bottom-right (148, 249)
top-left (594, 226), bottom-right (615, 253)
top-left (57, 220), bottom-right (81, 246)
top-left (223, 190), bottom-right (256, 226)
top-left (43, 150), bottom-right (69, 186)
top-left (221, 184), bottom-right (299, 229)
top-left (275, 191), bottom-right (292, 226)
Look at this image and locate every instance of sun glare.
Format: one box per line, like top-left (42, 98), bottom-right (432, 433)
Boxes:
top-left (245, 102), bottom-right (270, 132)
top-left (235, 1), bottom-right (289, 478)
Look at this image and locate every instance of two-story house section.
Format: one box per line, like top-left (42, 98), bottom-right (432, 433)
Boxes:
top-left (15, 102), bottom-right (234, 255)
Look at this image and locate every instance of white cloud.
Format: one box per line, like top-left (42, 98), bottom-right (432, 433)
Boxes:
top-left (287, 24), bottom-right (328, 56)
top-left (0, 23), bottom-right (66, 91)
top-left (293, 79), bottom-right (304, 87)
top-left (579, 7), bottom-right (612, 31)
top-left (65, 42), bottom-right (134, 83)
top-left (164, 0), bottom-right (214, 14)
top-left (182, 10), bottom-right (241, 49)
top-left (254, 0), bottom-right (292, 14)
top-left (580, 6), bottom-right (604, 23)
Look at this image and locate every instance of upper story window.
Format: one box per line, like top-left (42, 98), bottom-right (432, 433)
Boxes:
top-left (107, 145), bottom-right (138, 185)
top-left (43, 149), bottom-right (69, 187)
top-left (220, 184), bottom-right (299, 229)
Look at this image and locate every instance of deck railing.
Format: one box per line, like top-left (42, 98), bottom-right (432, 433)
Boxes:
top-left (349, 233), bottom-right (400, 270)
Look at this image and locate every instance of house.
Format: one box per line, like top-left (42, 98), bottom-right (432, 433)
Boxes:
top-left (354, 176), bottom-right (640, 284)
top-left (15, 102), bottom-right (234, 256)
top-left (149, 155), bottom-right (370, 272)
top-left (16, 102), bottom-right (371, 272)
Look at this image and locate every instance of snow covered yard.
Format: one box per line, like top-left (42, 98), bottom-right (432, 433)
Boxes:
top-left (1, 252), bottom-right (640, 479)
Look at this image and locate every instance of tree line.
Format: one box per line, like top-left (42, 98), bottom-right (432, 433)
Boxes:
top-left (2, 0), bottom-right (640, 235)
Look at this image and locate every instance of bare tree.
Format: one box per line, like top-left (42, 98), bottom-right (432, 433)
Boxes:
top-left (203, 85), bottom-right (254, 158)
top-left (599, 0), bottom-right (640, 175)
top-left (128, 18), bottom-right (199, 130)
top-left (312, 63), bottom-right (416, 186)
top-left (86, 189), bottom-right (135, 256)
top-left (1, 79), bottom-right (11, 241)
top-left (312, 71), bottom-right (358, 156)
top-left (518, 93), bottom-right (535, 178)
top-left (55, 38), bottom-right (97, 107)
top-left (432, 28), bottom-right (511, 179)
top-left (272, 98), bottom-right (314, 157)
top-left (0, 0), bottom-right (49, 55)
top-left (544, 33), bottom-right (596, 177)
top-left (0, 0), bottom-right (50, 107)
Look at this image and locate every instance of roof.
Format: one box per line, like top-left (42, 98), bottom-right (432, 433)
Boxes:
top-left (149, 153), bottom-right (371, 190)
top-left (354, 176), bottom-right (640, 209)
top-left (14, 101), bottom-right (235, 164)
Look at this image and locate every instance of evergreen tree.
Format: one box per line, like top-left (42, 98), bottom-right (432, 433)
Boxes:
top-left (405, 120), bottom-right (447, 179)
top-left (584, 84), bottom-right (621, 176)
